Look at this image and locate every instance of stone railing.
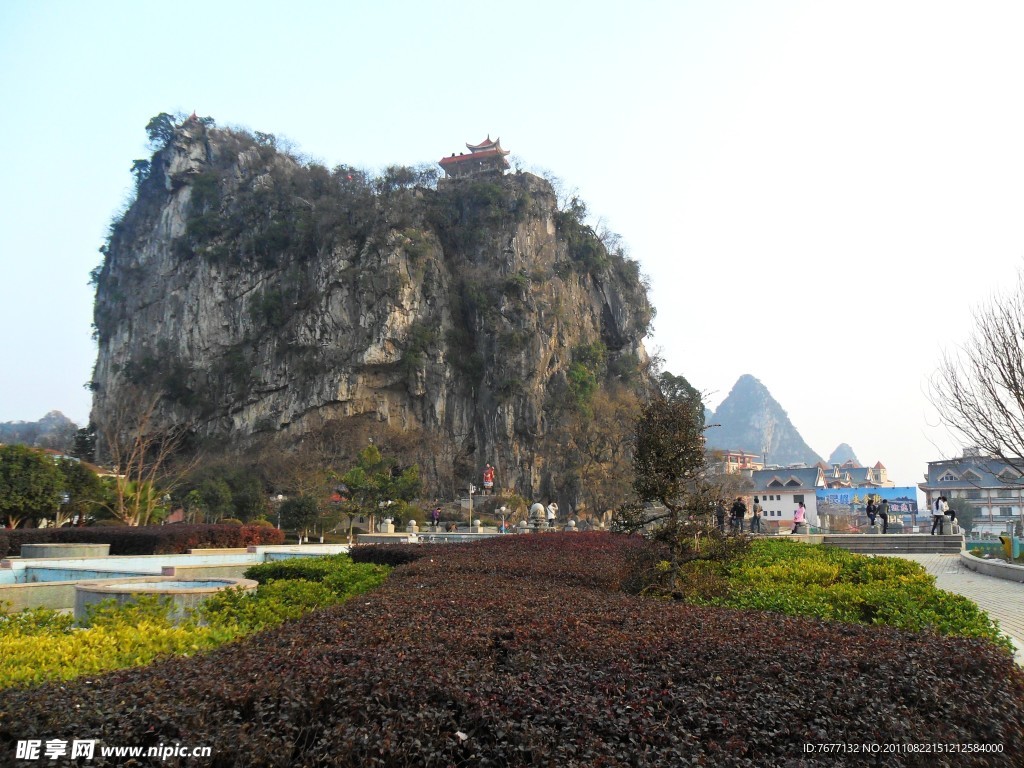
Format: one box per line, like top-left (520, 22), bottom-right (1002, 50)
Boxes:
top-left (960, 550), bottom-right (1024, 584)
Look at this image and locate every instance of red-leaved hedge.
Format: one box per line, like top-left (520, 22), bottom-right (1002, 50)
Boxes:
top-left (0, 532), bottom-right (1021, 766)
top-left (0, 524), bottom-right (284, 558)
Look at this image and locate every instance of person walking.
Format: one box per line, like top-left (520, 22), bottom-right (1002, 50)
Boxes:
top-left (931, 495), bottom-right (948, 535)
top-left (731, 496), bottom-right (747, 534)
top-left (750, 496), bottom-right (762, 533)
top-left (431, 506), bottom-right (441, 529)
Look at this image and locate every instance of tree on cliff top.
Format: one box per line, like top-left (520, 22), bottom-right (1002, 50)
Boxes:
top-left (145, 112), bottom-right (178, 150)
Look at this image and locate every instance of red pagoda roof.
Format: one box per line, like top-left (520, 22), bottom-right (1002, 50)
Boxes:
top-left (465, 135), bottom-right (508, 154)
top-left (439, 148), bottom-right (509, 167)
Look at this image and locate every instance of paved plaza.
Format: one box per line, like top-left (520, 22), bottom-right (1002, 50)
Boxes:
top-left (884, 553), bottom-right (1024, 666)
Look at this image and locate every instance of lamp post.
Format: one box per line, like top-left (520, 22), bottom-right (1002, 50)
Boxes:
top-left (275, 494), bottom-right (284, 530)
top-left (499, 505), bottom-right (507, 533)
top-left (467, 484), bottom-right (476, 530)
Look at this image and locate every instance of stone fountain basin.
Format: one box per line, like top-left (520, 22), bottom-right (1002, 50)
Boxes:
top-left (74, 576), bottom-right (257, 622)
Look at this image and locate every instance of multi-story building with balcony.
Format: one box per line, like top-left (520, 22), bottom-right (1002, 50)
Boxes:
top-left (707, 449), bottom-right (764, 476)
top-left (919, 448), bottom-right (1024, 535)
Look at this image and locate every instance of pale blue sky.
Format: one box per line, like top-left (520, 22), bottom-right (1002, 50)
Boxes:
top-left (3, 0), bottom-right (1024, 487)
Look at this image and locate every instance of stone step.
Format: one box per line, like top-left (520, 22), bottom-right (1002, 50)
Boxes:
top-left (834, 540), bottom-right (963, 546)
top-left (822, 534), bottom-right (963, 555)
top-left (822, 548), bottom-right (965, 553)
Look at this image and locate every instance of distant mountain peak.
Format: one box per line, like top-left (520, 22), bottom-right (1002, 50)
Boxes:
top-left (704, 375), bottom-right (822, 466)
top-left (0, 412), bottom-right (79, 451)
top-left (827, 443), bottom-right (860, 466)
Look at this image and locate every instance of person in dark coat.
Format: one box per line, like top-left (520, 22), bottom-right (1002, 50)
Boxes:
top-left (715, 500), bottom-right (727, 533)
top-left (731, 497), bottom-right (747, 534)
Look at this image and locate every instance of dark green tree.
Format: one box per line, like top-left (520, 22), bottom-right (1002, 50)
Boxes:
top-left (657, 371), bottom-right (703, 411)
top-left (630, 393), bottom-right (707, 516)
top-left (55, 459), bottom-right (104, 526)
top-left (0, 445), bottom-right (63, 528)
top-left (279, 495), bottom-right (320, 540)
top-left (71, 423), bottom-right (97, 462)
top-left (225, 469), bottom-right (268, 522)
top-left (613, 388), bottom-right (741, 594)
top-left (145, 112), bottom-right (177, 150)
top-left (197, 478), bottom-right (233, 523)
top-left (341, 444), bottom-right (421, 538)
top-left (130, 159), bottom-right (152, 187)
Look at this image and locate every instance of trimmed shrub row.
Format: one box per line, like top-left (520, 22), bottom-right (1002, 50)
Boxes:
top-left (0, 524), bottom-right (284, 557)
top-left (681, 539), bottom-right (1012, 649)
top-left (0, 533), bottom-right (1021, 766)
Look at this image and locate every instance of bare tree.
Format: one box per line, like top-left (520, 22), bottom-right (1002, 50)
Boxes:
top-left (551, 385), bottom-right (640, 522)
top-left (931, 271), bottom-right (1024, 473)
top-left (96, 388), bottom-right (195, 526)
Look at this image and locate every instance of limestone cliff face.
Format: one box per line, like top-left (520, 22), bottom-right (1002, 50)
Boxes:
top-left (91, 120), bottom-right (653, 496)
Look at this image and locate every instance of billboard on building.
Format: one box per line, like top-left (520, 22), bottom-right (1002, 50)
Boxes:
top-left (815, 487), bottom-right (919, 524)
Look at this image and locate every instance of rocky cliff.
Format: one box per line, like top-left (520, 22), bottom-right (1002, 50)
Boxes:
top-left (90, 119), bottom-right (653, 497)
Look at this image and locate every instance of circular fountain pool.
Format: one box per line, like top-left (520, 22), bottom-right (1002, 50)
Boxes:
top-left (74, 576), bottom-right (258, 622)
top-left (111, 580), bottom-right (234, 590)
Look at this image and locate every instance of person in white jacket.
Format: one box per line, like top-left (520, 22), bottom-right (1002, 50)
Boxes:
top-left (931, 495), bottom-right (948, 535)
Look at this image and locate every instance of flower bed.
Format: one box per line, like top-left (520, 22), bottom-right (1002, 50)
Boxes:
top-left (0, 533), bottom-right (1021, 767)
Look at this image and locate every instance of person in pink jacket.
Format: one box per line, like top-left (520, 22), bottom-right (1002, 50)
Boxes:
top-left (792, 502), bottom-right (806, 534)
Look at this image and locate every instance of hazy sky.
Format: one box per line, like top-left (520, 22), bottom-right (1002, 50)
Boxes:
top-left (3, 0), bottom-right (1023, 490)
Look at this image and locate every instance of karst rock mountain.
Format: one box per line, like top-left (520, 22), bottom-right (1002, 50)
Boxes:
top-left (704, 374), bottom-right (823, 467)
top-left (90, 118), bottom-right (653, 496)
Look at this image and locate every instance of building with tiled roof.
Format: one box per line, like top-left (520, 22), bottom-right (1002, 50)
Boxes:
top-left (919, 448), bottom-right (1024, 535)
top-left (750, 466), bottom-right (826, 528)
top-left (820, 459), bottom-right (894, 489)
top-left (438, 136), bottom-right (510, 180)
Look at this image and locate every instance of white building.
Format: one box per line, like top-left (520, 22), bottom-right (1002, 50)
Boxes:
top-left (750, 466), bottom-right (826, 529)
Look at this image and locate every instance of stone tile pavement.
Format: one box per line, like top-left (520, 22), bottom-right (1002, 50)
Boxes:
top-left (882, 553), bottom-right (1024, 665)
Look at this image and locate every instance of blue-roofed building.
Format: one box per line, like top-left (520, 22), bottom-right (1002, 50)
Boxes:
top-left (822, 460), bottom-right (895, 489)
top-left (750, 466), bottom-right (826, 528)
top-left (919, 448), bottom-right (1024, 535)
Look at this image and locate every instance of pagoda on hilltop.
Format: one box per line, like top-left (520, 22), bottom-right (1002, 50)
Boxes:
top-left (438, 136), bottom-right (510, 179)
